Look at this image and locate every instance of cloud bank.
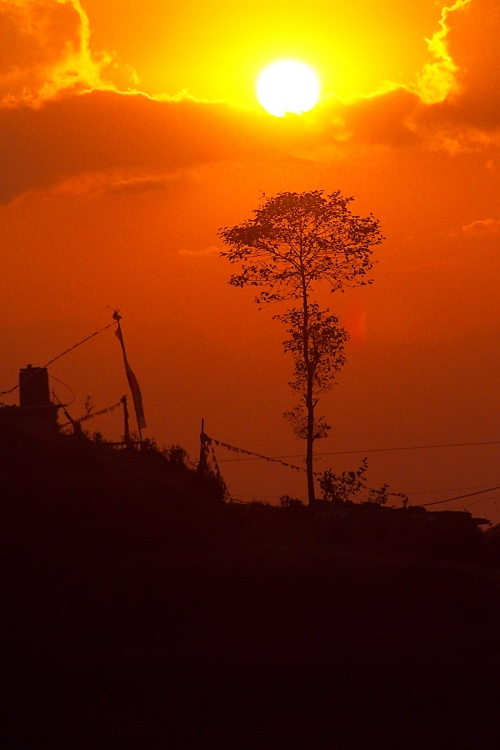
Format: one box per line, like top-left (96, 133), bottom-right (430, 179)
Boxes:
top-left (1, 0), bottom-right (500, 204)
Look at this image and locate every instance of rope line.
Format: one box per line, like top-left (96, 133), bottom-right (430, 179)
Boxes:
top-left (59, 399), bottom-right (123, 427)
top-left (205, 434), bottom-right (406, 500)
top-left (205, 434), bottom-right (305, 474)
top-left (203, 430), bottom-right (500, 516)
top-left (44, 322), bottom-right (115, 369)
top-left (206, 433), bottom-right (500, 511)
top-left (0, 321), bottom-right (116, 397)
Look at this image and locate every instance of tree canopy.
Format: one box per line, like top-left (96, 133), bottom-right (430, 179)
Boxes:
top-left (219, 190), bottom-right (383, 305)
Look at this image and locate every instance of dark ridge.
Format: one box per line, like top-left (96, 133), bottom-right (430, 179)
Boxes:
top-left (2, 430), bottom-right (500, 746)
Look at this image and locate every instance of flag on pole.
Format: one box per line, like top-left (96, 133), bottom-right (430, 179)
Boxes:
top-left (114, 315), bottom-right (147, 431)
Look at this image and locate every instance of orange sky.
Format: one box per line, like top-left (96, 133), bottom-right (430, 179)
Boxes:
top-left (1, 0), bottom-right (500, 521)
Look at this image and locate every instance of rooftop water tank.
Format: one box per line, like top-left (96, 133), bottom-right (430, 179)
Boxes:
top-left (19, 365), bottom-right (51, 407)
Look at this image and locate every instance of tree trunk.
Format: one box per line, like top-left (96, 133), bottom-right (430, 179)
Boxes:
top-left (305, 379), bottom-right (315, 505)
top-left (301, 283), bottom-right (316, 505)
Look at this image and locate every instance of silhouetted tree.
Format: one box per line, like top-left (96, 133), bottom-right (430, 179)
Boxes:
top-left (219, 191), bottom-right (383, 504)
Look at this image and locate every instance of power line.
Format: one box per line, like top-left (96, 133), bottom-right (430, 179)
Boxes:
top-left (212, 435), bottom-right (500, 513)
top-left (405, 482), bottom-right (500, 496)
top-left (450, 493), bottom-right (500, 511)
top-left (218, 438), bottom-right (500, 463)
top-left (227, 479), bottom-right (500, 498)
top-left (415, 484), bottom-right (500, 508)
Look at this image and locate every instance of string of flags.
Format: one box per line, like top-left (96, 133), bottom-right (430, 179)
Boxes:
top-left (203, 433), bottom-right (317, 474)
top-left (209, 443), bottom-right (223, 479)
top-left (204, 433), bottom-right (411, 504)
top-left (60, 399), bottom-right (123, 427)
top-left (201, 433), bottom-right (406, 500)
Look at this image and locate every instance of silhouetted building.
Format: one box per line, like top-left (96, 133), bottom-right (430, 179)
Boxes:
top-left (19, 365), bottom-right (51, 407)
top-left (0, 366), bottom-right (59, 441)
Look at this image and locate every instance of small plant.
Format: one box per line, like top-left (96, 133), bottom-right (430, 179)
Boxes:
top-left (365, 484), bottom-right (391, 506)
top-left (319, 458), bottom-right (408, 507)
top-left (162, 444), bottom-right (191, 469)
top-left (90, 430), bottom-right (111, 445)
top-left (84, 395), bottom-right (95, 416)
top-left (138, 436), bottom-right (162, 456)
top-left (320, 458), bottom-right (369, 505)
top-left (280, 494), bottom-right (304, 508)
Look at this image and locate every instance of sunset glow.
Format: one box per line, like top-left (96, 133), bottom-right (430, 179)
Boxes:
top-left (4, 2), bottom-right (500, 737)
top-left (0, 0), bottom-right (499, 525)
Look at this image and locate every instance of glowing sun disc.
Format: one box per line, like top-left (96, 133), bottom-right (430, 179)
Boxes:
top-left (257, 60), bottom-right (320, 117)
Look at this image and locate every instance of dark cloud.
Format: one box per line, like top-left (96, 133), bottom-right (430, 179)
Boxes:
top-left (340, 88), bottom-right (423, 147)
top-left (446, 0), bottom-right (500, 127)
top-left (0, 89), bottom-right (309, 203)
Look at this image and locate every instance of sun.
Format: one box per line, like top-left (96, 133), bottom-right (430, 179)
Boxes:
top-left (256, 60), bottom-right (320, 117)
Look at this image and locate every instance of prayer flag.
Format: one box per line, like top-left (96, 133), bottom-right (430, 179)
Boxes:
top-left (115, 324), bottom-right (146, 431)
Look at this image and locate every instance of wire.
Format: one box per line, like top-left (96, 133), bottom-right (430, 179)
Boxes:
top-left (218, 438), bottom-right (500, 463)
top-left (214, 437), bottom-right (500, 505)
top-left (319, 440), bottom-right (500, 457)
top-left (0, 321), bottom-right (116, 397)
top-left (49, 374), bottom-right (76, 407)
top-left (452, 493), bottom-right (500, 511)
top-left (405, 482), bottom-right (500, 496)
top-left (415, 484), bottom-right (500, 508)
top-left (43, 322), bottom-right (116, 369)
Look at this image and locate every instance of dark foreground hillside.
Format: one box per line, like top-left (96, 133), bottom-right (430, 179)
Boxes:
top-left (2, 435), bottom-right (500, 748)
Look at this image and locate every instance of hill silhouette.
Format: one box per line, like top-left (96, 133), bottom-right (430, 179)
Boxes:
top-left (2, 430), bottom-right (500, 746)
top-left (1, 430), bottom-right (226, 556)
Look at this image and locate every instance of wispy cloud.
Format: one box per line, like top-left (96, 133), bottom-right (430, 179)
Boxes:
top-left (462, 218), bottom-right (500, 236)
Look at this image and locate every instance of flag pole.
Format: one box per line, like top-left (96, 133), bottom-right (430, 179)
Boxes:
top-left (120, 394), bottom-right (132, 448)
top-left (198, 418), bottom-right (208, 473)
